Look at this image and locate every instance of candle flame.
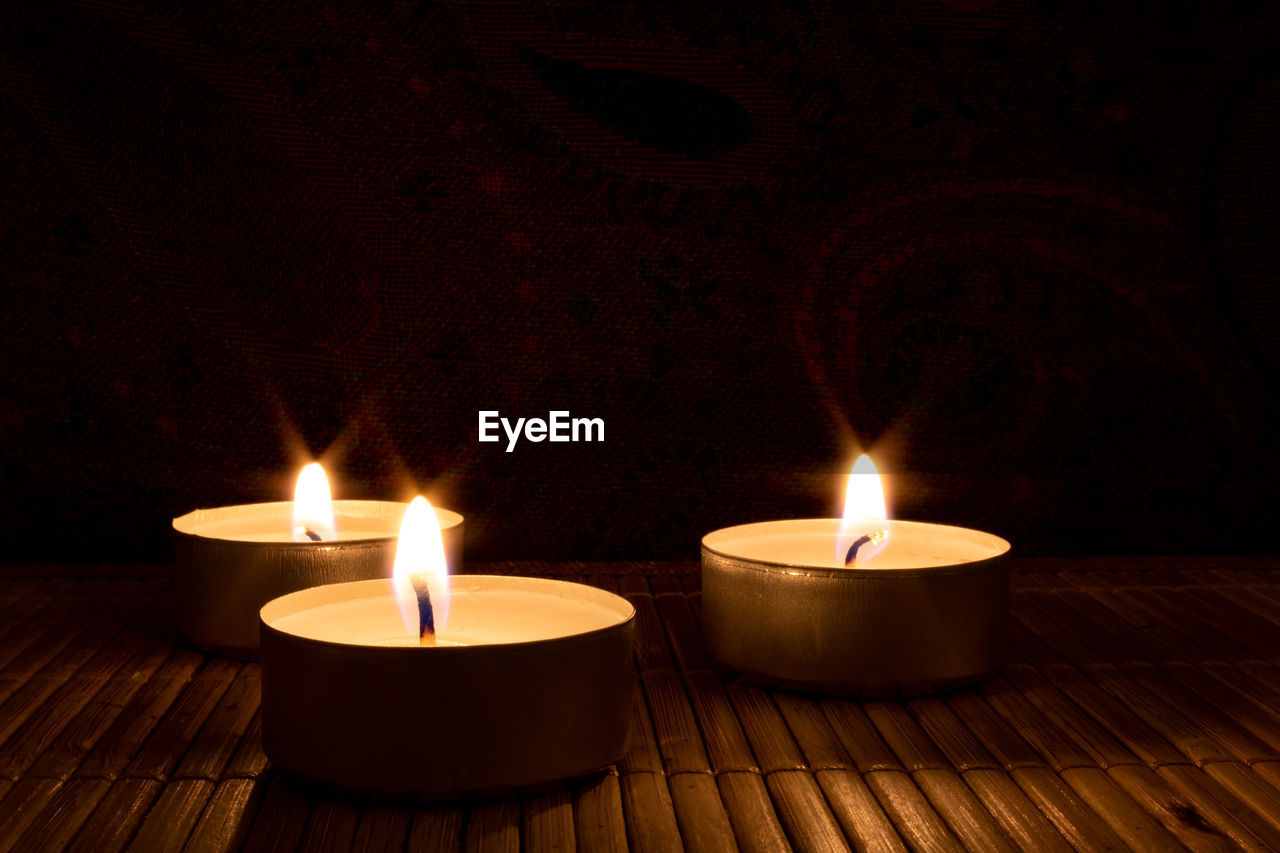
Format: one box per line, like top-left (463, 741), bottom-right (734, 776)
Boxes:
top-left (291, 463), bottom-right (336, 542)
top-left (836, 454), bottom-right (890, 566)
top-left (392, 496), bottom-right (450, 640)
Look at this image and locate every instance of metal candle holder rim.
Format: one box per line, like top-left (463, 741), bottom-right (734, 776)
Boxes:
top-left (701, 518), bottom-right (1012, 579)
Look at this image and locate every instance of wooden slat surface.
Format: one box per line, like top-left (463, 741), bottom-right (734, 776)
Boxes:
top-left (0, 558), bottom-right (1278, 850)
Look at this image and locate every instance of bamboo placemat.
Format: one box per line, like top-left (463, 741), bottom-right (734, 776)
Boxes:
top-left (1, 558), bottom-right (1279, 850)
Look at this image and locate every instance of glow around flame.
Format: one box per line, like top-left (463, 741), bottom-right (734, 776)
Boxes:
top-left (291, 463), bottom-right (336, 542)
top-left (392, 496), bottom-right (450, 636)
top-left (836, 454), bottom-right (890, 566)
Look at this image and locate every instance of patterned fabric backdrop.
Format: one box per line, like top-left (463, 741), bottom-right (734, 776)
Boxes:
top-left (1, 0), bottom-right (1277, 562)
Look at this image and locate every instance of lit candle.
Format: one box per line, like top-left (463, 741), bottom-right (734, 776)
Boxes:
top-left (258, 500), bottom-right (636, 798)
top-left (701, 455), bottom-right (1011, 697)
top-left (171, 463), bottom-right (463, 658)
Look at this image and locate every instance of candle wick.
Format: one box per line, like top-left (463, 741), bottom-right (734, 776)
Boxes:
top-left (409, 575), bottom-right (436, 646)
top-left (844, 529), bottom-right (887, 567)
top-left (293, 526), bottom-right (323, 542)
top-left (844, 535), bottom-right (872, 566)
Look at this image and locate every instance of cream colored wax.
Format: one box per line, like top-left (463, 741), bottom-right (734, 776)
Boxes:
top-left (263, 576), bottom-right (634, 647)
top-left (703, 519), bottom-right (1009, 570)
top-left (174, 500), bottom-right (461, 543)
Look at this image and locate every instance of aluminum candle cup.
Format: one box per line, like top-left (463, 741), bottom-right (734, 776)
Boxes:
top-left (173, 501), bottom-right (463, 658)
top-left (702, 519), bottom-right (1011, 698)
top-left (260, 576), bottom-right (636, 799)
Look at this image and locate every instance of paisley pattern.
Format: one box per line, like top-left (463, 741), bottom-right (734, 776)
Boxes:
top-left (0, 0), bottom-right (1277, 562)
top-left (515, 44), bottom-right (753, 160)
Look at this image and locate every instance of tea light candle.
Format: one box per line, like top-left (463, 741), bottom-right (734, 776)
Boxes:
top-left (172, 464), bottom-right (463, 658)
top-left (702, 456), bottom-right (1011, 697)
top-left (259, 500), bottom-right (635, 799)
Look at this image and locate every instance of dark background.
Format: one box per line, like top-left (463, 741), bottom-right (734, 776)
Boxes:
top-left (2, 0), bottom-right (1277, 564)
